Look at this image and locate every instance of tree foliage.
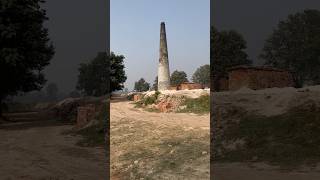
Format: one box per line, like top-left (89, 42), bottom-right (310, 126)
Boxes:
top-left (77, 52), bottom-right (127, 96)
top-left (110, 52), bottom-right (127, 92)
top-left (211, 26), bottom-right (251, 76)
top-left (192, 64), bottom-right (210, 86)
top-left (0, 0), bottom-right (55, 107)
top-left (170, 70), bottom-right (188, 86)
top-left (260, 9), bottom-right (320, 86)
top-left (211, 26), bottom-right (251, 91)
top-left (134, 78), bottom-right (150, 92)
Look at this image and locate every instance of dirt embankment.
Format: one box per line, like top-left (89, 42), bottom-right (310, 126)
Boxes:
top-left (212, 85), bottom-right (320, 180)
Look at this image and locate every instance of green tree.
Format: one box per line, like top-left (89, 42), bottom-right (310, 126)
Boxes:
top-left (134, 78), bottom-right (150, 92)
top-left (77, 52), bottom-right (126, 96)
top-left (0, 0), bottom-right (55, 117)
top-left (170, 70), bottom-right (188, 86)
top-left (46, 83), bottom-right (58, 101)
top-left (260, 9), bottom-right (320, 87)
top-left (110, 52), bottom-right (127, 92)
top-left (152, 76), bottom-right (158, 91)
top-left (211, 26), bottom-right (251, 90)
top-left (192, 64), bottom-right (210, 86)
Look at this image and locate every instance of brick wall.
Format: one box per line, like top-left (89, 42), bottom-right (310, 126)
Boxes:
top-left (76, 104), bottom-right (95, 128)
top-left (212, 77), bottom-right (229, 91)
top-left (169, 86), bottom-right (178, 90)
top-left (229, 67), bottom-right (294, 90)
top-left (178, 83), bottom-right (203, 90)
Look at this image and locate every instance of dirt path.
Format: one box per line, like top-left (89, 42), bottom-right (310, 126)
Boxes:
top-left (0, 113), bottom-right (107, 180)
top-left (110, 99), bottom-right (210, 179)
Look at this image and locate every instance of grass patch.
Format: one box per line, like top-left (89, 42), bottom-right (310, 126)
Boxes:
top-left (154, 135), bottom-right (209, 173)
top-left (214, 101), bottom-right (320, 168)
top-left (112, 121), bottom-right (210, 179)
top-left (178, 95), bottom-right (210, 114)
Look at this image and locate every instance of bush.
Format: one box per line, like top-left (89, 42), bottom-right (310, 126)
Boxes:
top-left (135, 91), bottom-right (161, 107)
top-left (178, 95), bottom-right (210, 114)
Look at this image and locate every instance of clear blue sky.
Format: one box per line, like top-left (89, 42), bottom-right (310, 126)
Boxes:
top-left (111, 0), bottom-right (210, 90)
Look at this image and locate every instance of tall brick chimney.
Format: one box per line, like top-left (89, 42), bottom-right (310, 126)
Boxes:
top-left (158, 22), bottom-right (170, 91)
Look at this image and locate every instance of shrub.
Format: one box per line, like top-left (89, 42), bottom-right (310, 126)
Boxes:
top-left (178, 95), bottom-right (210, 114)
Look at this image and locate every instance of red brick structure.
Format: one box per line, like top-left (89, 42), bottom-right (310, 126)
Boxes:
top-left (178, 82), bottom-right (203, 90)
top-left (133, 94), bottom-right (142, 102)
top-left (212, 77), bottom-right (228, 91)
top-left (76, 104), bottom-right (95, 128)
top-left (228, 66), bottom-right (294, 90)
top-left (169, 86), bottom-right (178, 90)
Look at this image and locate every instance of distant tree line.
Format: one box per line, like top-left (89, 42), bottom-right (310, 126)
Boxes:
top-left (133, 65), bottom-right (210, 92)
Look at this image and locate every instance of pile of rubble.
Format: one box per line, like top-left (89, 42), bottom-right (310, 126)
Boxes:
top-left (131, 89), bottom-right (210, 112)
top-left (155, 94), bottom-right (185, 112)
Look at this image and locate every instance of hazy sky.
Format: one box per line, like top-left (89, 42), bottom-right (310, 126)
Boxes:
top-left (111, 0), bottom-right (210, 90)
top-left (43, 0), bottom-right (107, 93)
top-left (212, 0), bottom-right (320, 65)
top-left (40, 0), bottom-right (320, 93)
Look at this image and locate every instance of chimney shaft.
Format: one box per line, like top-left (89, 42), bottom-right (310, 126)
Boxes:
top-left (158, 22), bottom-right (170, 91)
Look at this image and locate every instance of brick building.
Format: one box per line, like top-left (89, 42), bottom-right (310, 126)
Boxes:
top-left (228, 66), bottom-right (295, 90)
top-left (178, 82), bottom-right (203, 90)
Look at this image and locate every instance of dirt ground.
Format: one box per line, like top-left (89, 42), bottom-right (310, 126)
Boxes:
top-left (0, 112), bottom-right (107, 180)
top-left (110, 97), bottom-right (210, 179)
top-left (212, 86), bottom-right (320, 180)
top-left (111, 94), bottom-right (320, 180)
top-left (212, 163), bottom-right (320, 180)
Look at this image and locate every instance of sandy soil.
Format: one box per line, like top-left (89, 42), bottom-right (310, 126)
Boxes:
top-left (0, 113), bottom-right (107, 180)
top-left (110, 97), bottom-right (210, 179)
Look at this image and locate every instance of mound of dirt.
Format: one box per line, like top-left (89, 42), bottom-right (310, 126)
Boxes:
top-left (212, 85), bottom-right (320, 167)
top-left (213, 85), bottom-right (320, 117)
